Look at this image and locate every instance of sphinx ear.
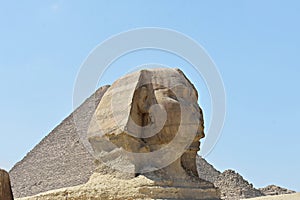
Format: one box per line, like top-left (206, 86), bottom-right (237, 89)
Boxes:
top-left (139, 86), bottom-right (148, 101)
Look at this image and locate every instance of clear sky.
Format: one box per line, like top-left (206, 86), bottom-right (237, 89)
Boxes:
top-left (0, 0), bottom-right (299, 192)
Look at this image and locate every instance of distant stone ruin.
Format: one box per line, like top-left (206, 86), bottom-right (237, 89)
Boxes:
top-left (259, 185), bottom-right (296, 196)
top-left (214, 170), bottom-right (264, 200)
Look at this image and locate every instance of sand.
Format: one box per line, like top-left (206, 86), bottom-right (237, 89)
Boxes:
top-left (243, 192), bottom-right (300, 200)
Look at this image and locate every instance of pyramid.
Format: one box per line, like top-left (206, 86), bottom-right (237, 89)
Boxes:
top-left (214, 170), bottom-right (264, 200)
top-left (9, 85), bottom-right (109, 198)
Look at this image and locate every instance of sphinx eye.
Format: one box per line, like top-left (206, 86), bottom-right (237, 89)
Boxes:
top-left (166, 89), bottom-right (178, 101)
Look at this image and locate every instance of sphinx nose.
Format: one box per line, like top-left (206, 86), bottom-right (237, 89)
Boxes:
top-left (197, 123), bottom-right (205, 139)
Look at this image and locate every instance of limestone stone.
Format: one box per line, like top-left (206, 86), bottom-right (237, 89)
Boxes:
top-left (259, 185), bottom-right (296, 196)
top-left (16, 166), bottom-right (220, 200)
top-left (87, 68), bottom-right (220, 199)
top-left (214, 170), bottom-right (264, 200)
top-left (88, 69), bottom-right (203, 174)
top-left (197, 156), bottom-right (221, 184)
top-left (0, 169), bottom-right (14, 200)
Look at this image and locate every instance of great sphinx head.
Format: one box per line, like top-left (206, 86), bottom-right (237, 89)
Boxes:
top-left (88, 68), bottom-right (204, 178)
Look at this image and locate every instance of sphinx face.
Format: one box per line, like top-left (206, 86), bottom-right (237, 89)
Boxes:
top-left (139, 72), bottom-right (203, 177)
top-left (88, 68), bottom-right (204, 176)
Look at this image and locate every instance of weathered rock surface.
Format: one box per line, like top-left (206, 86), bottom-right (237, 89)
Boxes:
top-left (17, 165), bottom-right (220, 200)
top-left (259, 185), bottom-right (296, 196)
top-left (0, 169), bottom-right (14, 200)
top-left (88, 68), bottom-right (204, 176)
top-left (87, 68), bottom-right (220, 199)
top-left (214, 170), bottom-right (264, 200)
top-left (197, 156), bottom-right (221, 184)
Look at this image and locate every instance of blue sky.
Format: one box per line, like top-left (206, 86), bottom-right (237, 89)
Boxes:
top-left (0, 0), bottom-right (299, 191)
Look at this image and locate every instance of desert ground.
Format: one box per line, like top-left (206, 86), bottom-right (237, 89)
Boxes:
top-left (244, 193), bottom-right (300, 200)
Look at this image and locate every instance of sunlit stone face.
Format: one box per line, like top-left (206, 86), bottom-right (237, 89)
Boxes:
top-left (88, 68), bottom-right (204, 176)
